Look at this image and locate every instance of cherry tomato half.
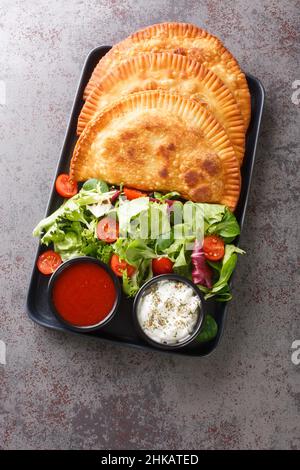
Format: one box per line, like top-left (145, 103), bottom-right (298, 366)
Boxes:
top-left (37, 250), bottom-right (62, 275)
top-left (55, 174), bottom-right (78, 198)
top-left (97, 217), bottom-right (119, 243)
top-left (152, 257), bottom-right (174, 275)
top-left (124, 187), bottom-right (147, 200)
top-left (110, 254), bottom-right (136, 277)
top-left (203, 235), bottom-right (225, 261)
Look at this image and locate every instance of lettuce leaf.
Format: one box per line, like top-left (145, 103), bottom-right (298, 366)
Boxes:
top-left (206, 207), bottom-right (240, 242)
top-left (118, 197), bottom-right (150, 238)
top-left (122, 258), bottom-right (153, 297)
top-left (114, 239), bottom-right (156, 268)
top-left (182, 202), bottom-right (240, 241)
top-left (33, 181), bottom-right (244, 302)
top-left (87, 201), bottom-right (113, 218)
top-left (199, 245), bottom-right (245, 301)
top-left (40, 221), bottom-right (66, 246)
top-left (96, 243), bottom-right (114, 264)
top-left (33, 188), bottom-right (117, 237)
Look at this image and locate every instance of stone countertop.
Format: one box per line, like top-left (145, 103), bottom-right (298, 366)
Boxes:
top-left (0, 0), bottom-right (299, 450)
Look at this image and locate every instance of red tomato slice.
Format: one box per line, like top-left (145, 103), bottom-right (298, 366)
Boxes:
top-left (124, 187), bottom-right (147, 200)
top-left (97, 217), bottom-right (119, 243)
top-left (37, 250), bottom-right (62, 275)
top-left (110, 254), bottom-right (136, 277)
top-left (203, 235), bottom-right (225, 261)
top-left (55, 174), bottom-right (78, 198)
top-left (152, 257), bottom-right (174, 275)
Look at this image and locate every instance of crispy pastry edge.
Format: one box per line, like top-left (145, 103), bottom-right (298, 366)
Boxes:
top-left (83, 22), bottom-right (251, 129)
top-left (71, 90), bottom-right (241, 211)
top-left (79, 52), bottom-right (246, 164)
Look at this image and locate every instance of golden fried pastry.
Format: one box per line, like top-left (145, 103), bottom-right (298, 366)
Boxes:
top-left (78, 53), bottom-right (245, 164)
top-left (71, 91), bottom-right (241, 211)
top-left (84, 22), bottom-right (251, 129)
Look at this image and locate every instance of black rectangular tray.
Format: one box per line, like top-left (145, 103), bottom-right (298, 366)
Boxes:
top-left (26, 46), bottom-right (265, 357)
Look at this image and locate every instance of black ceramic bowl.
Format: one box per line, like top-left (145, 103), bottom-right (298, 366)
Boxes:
top-left (133, 274), bottom-right (206, 351)
top-left (48, 257), bottom-right (121, 333)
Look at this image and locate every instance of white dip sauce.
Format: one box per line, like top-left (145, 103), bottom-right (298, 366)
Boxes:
top-left (137, 280), bottom-right (200, 345)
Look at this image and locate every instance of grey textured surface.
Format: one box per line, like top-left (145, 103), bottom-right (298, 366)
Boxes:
top-left (0, 0), bottom-right (299, 450)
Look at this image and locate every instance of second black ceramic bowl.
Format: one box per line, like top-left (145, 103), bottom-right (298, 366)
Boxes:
top-left (47, 256), bottom-right (121, 333)
top-left (133, 274), bottom-right (206, 351)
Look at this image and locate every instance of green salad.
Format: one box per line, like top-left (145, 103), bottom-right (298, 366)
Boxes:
top-left (33, 179), bottom-right (244, 302)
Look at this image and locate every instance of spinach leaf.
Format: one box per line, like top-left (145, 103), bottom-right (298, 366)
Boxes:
top-left (83, 178), bottom-right (109, 193)
top-left (201, 245), bottom-right (245, 301)
top-left (206, 207), bottom-right (240, 242)
top-left (196, 315), bottom-right (218, 342)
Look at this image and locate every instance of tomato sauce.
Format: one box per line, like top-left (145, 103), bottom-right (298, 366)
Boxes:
top-left (52, 262), bottom-right (117, 327)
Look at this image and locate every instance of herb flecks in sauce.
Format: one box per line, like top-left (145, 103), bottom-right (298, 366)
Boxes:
top-left (137, 280), bottom-right (200, 345)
